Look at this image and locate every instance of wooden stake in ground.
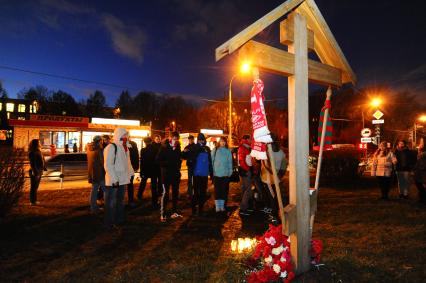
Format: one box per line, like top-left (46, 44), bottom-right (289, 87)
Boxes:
top-left (252, 67), bottom-right (286, 229)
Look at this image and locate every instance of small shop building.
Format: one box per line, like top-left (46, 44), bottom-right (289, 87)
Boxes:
top-left (9, 114), bottom-right (150, 154)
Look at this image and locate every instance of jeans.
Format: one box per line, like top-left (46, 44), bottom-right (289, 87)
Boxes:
top-left (138, 175), bottom-right (158, 207)
top-left (90, 181), bottom-right (105, 212)
top-left (240, 171), bottom-right (252, 211)
top-left (187, 168), bottom-right (194, 196)
top-left (127, 176), bottom-right (135, 203)
top-left (104, 185), bottom-right (125, 228)
top-left (30, 174), bottom-right (42, 204)
top-left (396, 171), bottom-right (411, 196)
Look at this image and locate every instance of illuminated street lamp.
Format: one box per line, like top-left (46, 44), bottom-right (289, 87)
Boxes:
top-left (229, 62), bottom-right (251, 146)
top-left (370, 97), bottom-right (382, 108)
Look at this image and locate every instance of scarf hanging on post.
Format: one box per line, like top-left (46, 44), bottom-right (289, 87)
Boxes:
top-left (250, 78), bottom-right (272, 160)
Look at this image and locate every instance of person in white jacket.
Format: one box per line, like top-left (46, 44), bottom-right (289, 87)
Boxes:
top-left (103, 128), bottom-right (134, 229)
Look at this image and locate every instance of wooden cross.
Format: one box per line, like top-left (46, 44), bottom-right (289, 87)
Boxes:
top-left (215, 0), bottom-right (356, 274)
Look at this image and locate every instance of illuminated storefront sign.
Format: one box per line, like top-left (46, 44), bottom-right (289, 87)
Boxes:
top-left (200, 129), bottom-right (224, 135)
top-left (91, 117), bottom-right (140, 127)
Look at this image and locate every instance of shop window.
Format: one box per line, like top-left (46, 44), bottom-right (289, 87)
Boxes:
top-left (39, 131), bottom-right (52, 147)
top-left (68, 131), bottom-right (81, 150)
top-left (18, 104), bottom-right (26, 112)
top-left (52, 132), bottom-right (65, 148)
top-left (6, 103), bottom-right (14, 112)
top-left (29, 104), bottom-right (37, 113)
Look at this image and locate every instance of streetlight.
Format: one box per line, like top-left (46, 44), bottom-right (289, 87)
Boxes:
top-left (229, 62), bottom-right (251, 147)
top-left (370, 97), bottom-right (382, 108)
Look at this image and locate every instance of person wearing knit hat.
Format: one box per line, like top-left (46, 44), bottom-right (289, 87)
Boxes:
top-left (190, 132), bottom-right (213, 216)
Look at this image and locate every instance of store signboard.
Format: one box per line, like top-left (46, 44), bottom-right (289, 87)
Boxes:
top-left (30, 114), bottom-right (89, 123)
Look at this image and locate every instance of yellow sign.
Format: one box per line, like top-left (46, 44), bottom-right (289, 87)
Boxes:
top-left (373, 110), bottom-right (384, 120)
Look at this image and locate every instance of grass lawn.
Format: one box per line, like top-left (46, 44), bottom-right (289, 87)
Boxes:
top-left (0, 177), bottom-right (425, 282)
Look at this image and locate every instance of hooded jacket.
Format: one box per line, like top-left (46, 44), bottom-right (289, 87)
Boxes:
top-left (103, 128), bottom-right (134, 186)
top-left (211, 146), bottom-right (232, 177)
top-left (87, 142), bottom-right (105, 184)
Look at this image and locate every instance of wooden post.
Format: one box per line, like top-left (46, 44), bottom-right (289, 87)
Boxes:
top-left (287, 12), bottom-right (311, 274)
top-left (252, 67), bottom-right (286, 226)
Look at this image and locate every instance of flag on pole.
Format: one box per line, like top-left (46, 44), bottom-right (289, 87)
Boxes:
top-left (316, 99), bottom-right (333, 150)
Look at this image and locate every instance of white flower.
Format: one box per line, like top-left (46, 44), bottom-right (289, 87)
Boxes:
top-left (273, 264), bottom-right (281, 274)
top-left (264, 255), bottom-right (273, 264)
top-left (280, 271), bottom-right (288, 278)
top-left (280, 256), bottom-right (286, 262)
top-left (272, 244), bottom-right (284, 255)
top-left (265, 236), bottom-right (276, 246)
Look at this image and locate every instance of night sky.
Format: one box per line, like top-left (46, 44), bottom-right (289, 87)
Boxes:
top-left (0, 0), bottom-right (425, 105)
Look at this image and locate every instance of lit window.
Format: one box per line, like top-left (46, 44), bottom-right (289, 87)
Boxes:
top-left (7, 112), bottom-right (10, 119)
top-left (18, 104), bottom-right (26, 112)
top-left (0, 103), bottom-right (2, 111)
top-left (6, 103), bottom-right (14, 112)
top-left (30, 104), bottom-right (37, 113)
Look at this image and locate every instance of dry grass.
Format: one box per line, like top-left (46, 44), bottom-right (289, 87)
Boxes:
top-left (0, 177), bottom-right (425, 282)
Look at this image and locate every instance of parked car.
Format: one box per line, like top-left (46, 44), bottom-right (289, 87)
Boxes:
top-left (43, 153), bottom-right (88, 181)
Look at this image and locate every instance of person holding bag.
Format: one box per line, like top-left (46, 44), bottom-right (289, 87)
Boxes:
top-left (371, 141), bottom-right (397, 200)
top-left (211, 137), bottom-right (233, 213)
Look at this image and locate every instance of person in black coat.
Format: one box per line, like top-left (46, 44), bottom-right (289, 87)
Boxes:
top-left (156, 131), bottom-right (182, 222)
top-left (127, 139), bottom-right (139, 207)
top-left (28, 139), bottom-right (45, 205)
top-left (182, 135), bottom-right (197, 198)
top-left (138, 137), bottom-right (160, 208)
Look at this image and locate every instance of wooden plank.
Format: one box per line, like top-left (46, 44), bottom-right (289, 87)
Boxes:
top-left (287, 12), bottom-right (311, 274)
top-left (283, 204), bottom-right (297, 235)
top-left (239, 40), bottom-right (342, 86)
top-left (215, 0), bottom-right (304, 62)
top-left (296, 0), bottom-right (356, 84)
top-left (280, 15), bottom-right (314, 52)
top-left (310, 189), bottom-right (317, 216)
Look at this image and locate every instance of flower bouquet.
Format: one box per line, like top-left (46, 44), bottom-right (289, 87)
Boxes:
top-left (245, 224), bottom-right (323, 283)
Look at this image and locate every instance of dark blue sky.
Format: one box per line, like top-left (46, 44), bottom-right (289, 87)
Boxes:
top-left (0, 0), bottom-right (425, 106)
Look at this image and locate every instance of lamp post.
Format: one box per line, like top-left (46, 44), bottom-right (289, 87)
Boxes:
top-left (228, 62), bottom-right (251, 147)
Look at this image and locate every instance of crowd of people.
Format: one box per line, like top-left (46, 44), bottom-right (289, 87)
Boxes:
top-left (371, 138), bottom-right (426, 203)
top-left (27, 130), bottom-right (426, 229)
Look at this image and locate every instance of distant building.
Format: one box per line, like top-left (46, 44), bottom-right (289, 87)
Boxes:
top-left (0, 98), bottom-right (38, 146)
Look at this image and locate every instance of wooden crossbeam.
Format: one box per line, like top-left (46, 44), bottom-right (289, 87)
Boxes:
top-left (280, 14), bottom-right (315, 52)
top-left (215, 0), bottom-right (304, 62)
top-left (239, 40), bottom-right (342, 86)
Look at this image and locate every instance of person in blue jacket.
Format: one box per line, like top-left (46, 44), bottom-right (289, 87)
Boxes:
top-left (211, 137), bottom-right (233, 213)
top-left (191, 133), bottom-right (213, 216)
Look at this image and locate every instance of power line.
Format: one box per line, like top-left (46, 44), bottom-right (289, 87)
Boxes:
top-left (0, 64), bottom-right (137, 91)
